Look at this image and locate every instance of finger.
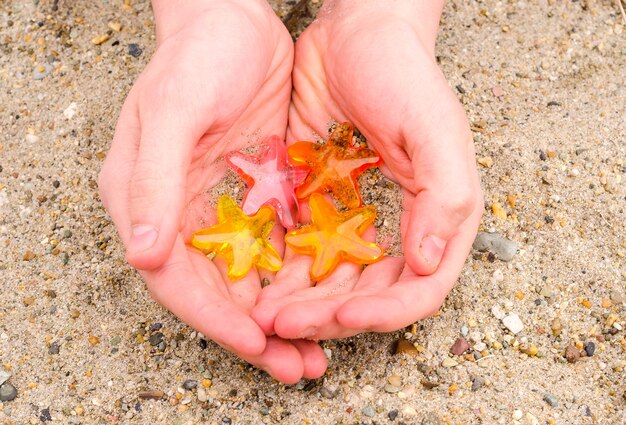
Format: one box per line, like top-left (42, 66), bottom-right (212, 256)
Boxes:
top-left (337, 203), bottom-right (483, 332)
top-left (143, 236), bottom-right (266, 357)
top-left (98, 93), bottom-right (141, 243)
top-left (402, 86), bottom-right (479, 276)
top-left (272, 257), bottom-right (403, 340)
top-left (252, 248), bottom-right (363, 337)
top-left (125, 80), bottom-right (203, 270)
top-left (291, 339), bottom-right (328, 379)
top-left (241, 336), bottom-right (303, 384)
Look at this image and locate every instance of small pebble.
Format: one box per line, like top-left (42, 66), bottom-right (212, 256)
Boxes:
top-left (387, 375), bottom-right (402, 387)
top-left (584, 342), bottom-right (595, 356)
top-left (543, 392), bottom-right (558, 407)
top-left (491, 305), bottom-right (506, 320)
top-left (197, 387), bottom-right (208, 403)
top-left (0, 383), bottom-right (17, 401)
top-left (63, 102), bottom-right (78, 120)
top-left (460, 324), bottom-right (469, 337)
top-left (512, 409), bottom-right (523, 420)
top-left (551, 318), bottom-right (562, 336)
top-left (320, 385), bottom-right (338, 399)
top-left (471, 376), bottom-right (486, 391)
top-left (384, 384), bottom-right (401, 393)
top-left (449, 337), bottom-right (470, 356)
top-left (40, 408), bottom-right (52, 422)
top-left (183, 379), bottom-right (197, 390)
top-left (394, 338), bottom-right (418, 356)
top-left (0, 371), bottom-right (10, 386)
top-left (362, 405), bottom-right (375, 417)
top-left (388, 410), bottom-right (398, 421)
top-left (48, 342), bottom-right (60, 355)
top-left (502, 313), bottom-right (524, 334)
top-left (149, 332), bottom-right (164, 346)
top-left (473, 232), bottom-right (518, 261)
top-left (442, 358), bottom-right (458, 368)
top-left (128, 43), bottom-right (143, 57)
top-left (565, 345), bottom-right (580, 363)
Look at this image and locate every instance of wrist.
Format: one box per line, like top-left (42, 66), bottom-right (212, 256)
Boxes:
top-left (318, 0), bottom-right (444, 50)
top-left (151, 0), bottom-right (269, 42)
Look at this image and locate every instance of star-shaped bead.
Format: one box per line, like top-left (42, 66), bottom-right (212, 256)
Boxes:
top-left (227, 136), bottom-right (304, 228)
top-left (284, 193), bottom-right (384, 281)
top-left (191, 195), bottom-right (282, 281)
top-left (288, 122), bottom-right (381, 209)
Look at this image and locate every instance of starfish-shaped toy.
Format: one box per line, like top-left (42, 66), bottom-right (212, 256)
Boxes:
top-left (191, 195), bottom-right (282, 281)
top-left (227, 136), bottom-right (304, 228)
top-left (288, 122), bottom-right (381, 209)
top-left (284, 193), bottom-right (384, 281)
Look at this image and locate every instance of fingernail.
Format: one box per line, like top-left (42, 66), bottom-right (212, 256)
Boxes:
top-left (130, 224), bottom-right (158, 252)
top-left (420, 235), bottom-right (446, 267)
top-left (298, 326), bottom-right (318, 339)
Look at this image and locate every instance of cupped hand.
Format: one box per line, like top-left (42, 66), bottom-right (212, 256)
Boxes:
top-left (98, 0), bottom-right (326, 383)
top-left (252, 1), bottom-right (484, 340)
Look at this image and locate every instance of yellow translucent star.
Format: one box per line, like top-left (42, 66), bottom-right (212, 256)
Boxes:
top-left (285, 194), bottom-right (384, 281)
top-left (191, 195), bottom-right (282, 281)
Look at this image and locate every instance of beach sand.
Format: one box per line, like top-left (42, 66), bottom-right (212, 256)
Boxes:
top-left (0, 0), bottom-right (624, 423)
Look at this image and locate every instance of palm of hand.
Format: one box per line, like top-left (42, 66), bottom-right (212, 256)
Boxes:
top-left (99, 4), bottom-right (326, 383)
top-left (252, 16), bottom-right (483, 340)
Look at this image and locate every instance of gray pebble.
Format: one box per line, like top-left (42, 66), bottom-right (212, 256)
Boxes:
top-left (543, 392), bottom-right (559, 407)
top-left (33, 63), bottom-right (53, 80)
top-left (0, 383), bottom-right (17, 401)
top-left (362, 405), bottom-right (375, 417)
top-left (128, 43), bottom-right (143, 58)
top-left (149, 332), bottom-right (164, 346)
top-left (584, 342), bottom-right (595, 357)
top-left (473, 232), bottom-right (518, 261)
top-left (471, 375), bottom-right (486, 391)
top-left (183, 379), bottom-right (197, 390)
top-left (388, 410), bottom-right (398, 421)
top-left (48, 342), bottom-right (60, 355)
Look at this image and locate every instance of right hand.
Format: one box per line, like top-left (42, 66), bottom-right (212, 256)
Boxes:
top-left (252, 0), bottom-right (483, 341)
top-left (98, 0), bottom-right (326, 383)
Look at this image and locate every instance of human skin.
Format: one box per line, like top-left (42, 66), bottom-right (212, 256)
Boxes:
top-left (98, 0), bottom-right (327, 383)
top-left (252, 0), bottom-right (484, 340)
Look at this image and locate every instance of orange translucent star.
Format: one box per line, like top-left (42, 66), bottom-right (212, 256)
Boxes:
top-left (288, 122), bottom-right (381, 209)
top-left (285, 193), bottom-right (384, 281)
top-left (191, 195), bottom-right (282, 281)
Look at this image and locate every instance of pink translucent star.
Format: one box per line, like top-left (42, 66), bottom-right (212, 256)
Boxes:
top-left (226, 136), bottom-right (305, 229)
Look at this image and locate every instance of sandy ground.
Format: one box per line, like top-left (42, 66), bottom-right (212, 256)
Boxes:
top-left (1, 0), bottom-right (625, 424)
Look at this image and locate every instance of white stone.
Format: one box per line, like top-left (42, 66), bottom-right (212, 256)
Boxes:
top-left (512, 409), bottom-right (523, 420)
top-left (63, 102), bottom-right (78, 120)
top-left (491, 305), bottom-right (506, 320)
top-left (25, 134), bottom-right (40, 143)
top-left (323, 348), bottom-right (332, 360)
top-left (474, 342), bottom-right (487, 352)
top-left (402, 406), bottom-right (417, 416)
top-left (502, 313), bottom-right (524, 334)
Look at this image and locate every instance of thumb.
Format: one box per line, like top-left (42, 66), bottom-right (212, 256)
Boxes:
top-left (402, 109), bottom-right (479, 276)
top-left (125, 119), bottom-right (195, 270)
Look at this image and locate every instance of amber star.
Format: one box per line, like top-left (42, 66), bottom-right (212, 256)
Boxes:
top-left (191, 195), bottom-right (282, 281)
top-left (227, 136), bottom-right (304, 229)
top-left (284, 193), bottom-right (384, 281)
top-left (288, 122), bottom-right (381, 209)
